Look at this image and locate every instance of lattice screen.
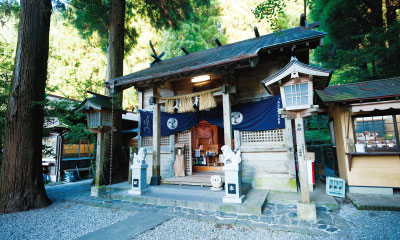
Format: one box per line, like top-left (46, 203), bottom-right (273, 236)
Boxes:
top-left (141, 136), bottom-right (170, 147)
top-left (142, 136), bottom-right (152, 146)
top-left (240, 129), bottom-right (284, 143)
top-left (177, 130), bottom-right (192, 176)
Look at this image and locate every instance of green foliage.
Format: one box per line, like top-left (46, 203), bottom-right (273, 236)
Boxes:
top-left (63, 0), bottom-right (208, 54)
top-left (161, 0), bottom-right (226, 58)
top-left (305, 115), bottom-right (331, 144)
top-left (43, 96), bottom-right (95, 146)
top-left (132, 0), bottom-right (210, 30)
top-left (62, 0), bottom-right (111, 53)
top-left (252, 0), bottom-right (287, 31)
top-left (0, 40), bottom-right (14, 165)
top-left (47, 14), bottom-right (107, 100)
top-left (311, 0), bottom-right (400, 84)
top-left (252, 0), bottom-right (309, 32)
top-left (0, 0), bottom-right (19, 27)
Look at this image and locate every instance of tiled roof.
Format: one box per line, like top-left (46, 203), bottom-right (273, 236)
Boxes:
top-left (315, 77), bottom-right (400, 103)
top-left (108, 26), bottom-right (326, 87)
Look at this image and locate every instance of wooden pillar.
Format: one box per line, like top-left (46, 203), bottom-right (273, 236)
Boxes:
top-left (151, 86), bottom-right (161, 185)
top-left (223, 78), bottom-right (232, 149)
top-left (95, 131), bottom-right (106, 187)
top-left (138, 90), bottom-right (143, 148)
top-left (170, 134), bottom-right (176, 176)
top-left (55, 133), bottom-right (64, 182)
top-left (295, 113), bottom-right (310, 203)
top-left (234, 130), bottom-right (241, 150)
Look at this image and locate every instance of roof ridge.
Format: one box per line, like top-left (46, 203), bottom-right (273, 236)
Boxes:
top-left (327, 77), bottom-right (400, 88)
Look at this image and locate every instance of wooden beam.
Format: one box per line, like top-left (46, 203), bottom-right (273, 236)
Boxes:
top-left (138, 91), bottom-right (143, 148)
top-left (151, 85), bottom-right (161, 185)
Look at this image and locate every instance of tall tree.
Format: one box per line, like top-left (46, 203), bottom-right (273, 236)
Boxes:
top-left (0, 0), bottom-right (52, 213)
top-left (105, 0), bottom-right (126, 183)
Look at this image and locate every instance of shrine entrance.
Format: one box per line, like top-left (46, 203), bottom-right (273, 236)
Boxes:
top-left (191, 121), bottom-right (225, 172)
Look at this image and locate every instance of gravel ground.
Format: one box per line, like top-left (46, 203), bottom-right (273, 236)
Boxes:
top-left (133, 218), bottom-right (326, 240)
top-left (1, 180), bottom-right (400, 240)
top-left (0, 180), bottom-right (135, 240)
top-left (338, 200), bottom-right (400, 240)
top-left (134, 199), bottom-right (400, 240)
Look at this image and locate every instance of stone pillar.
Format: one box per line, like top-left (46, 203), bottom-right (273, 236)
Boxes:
top-left (221, 145), bottom-right (245, 203)
top-left (129, 148), bottom-right (149, 195)
top-left (91, 131), bottom-right (107, 196)
top-left (295, 113), bottom-right (316, 221)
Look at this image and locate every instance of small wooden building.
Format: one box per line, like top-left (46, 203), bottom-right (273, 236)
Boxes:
top-left (106, 21), bottom-right (326, 192)
top-left (316, 77), bottom-right (400, 195)
top-left (43, 94), bottom-right (139, 182)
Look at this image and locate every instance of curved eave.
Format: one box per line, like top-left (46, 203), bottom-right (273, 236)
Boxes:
top-left (262, 60), bottom-right (332, 87)
top-left (76, 100), bottom-right (103, 112)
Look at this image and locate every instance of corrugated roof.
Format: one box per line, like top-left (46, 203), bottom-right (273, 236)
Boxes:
top-left (108, 26), bottom-right (326, 87)
top-left (315, 77), bottom-right (400, 103)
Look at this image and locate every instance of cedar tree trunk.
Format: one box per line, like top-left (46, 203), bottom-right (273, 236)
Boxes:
top-left (104, 0), bottom-right (126, 184)
top-left (0, 0), bottom-right (52, 213)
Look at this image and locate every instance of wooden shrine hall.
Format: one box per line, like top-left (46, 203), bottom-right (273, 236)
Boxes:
top-left (104, 20), bottom-right (328, 192)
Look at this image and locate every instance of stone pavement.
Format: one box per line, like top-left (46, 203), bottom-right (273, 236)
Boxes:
top-left (347, 192), bottom-right (400, 211)
top-left (66, 193), bottom-right (350, 238)
top-left (76, 213), bottom-right (171, 240)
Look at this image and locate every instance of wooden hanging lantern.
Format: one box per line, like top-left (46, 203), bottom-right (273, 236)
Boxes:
top-left (261, 56), bottom-right (332, 116)
top-left (76, 92), bottom-right (115, 133)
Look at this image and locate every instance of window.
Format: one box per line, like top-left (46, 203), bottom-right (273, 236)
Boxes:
top-left (284, 83), bottom-right (309, 108)
top-left (354, 115), bottom-right (399, 152)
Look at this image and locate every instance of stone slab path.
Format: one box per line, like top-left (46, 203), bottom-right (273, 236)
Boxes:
top-left (68, 195), bottom-right (349, 238)
top-left (76, 212), bottom-right (171, 240)
top-left (347, 192), bottom-right (400, 211)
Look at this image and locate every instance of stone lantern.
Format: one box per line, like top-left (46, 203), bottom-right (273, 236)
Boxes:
top-left (77, 92), bottom-right (115, 196)
top-left (262, 56), bottom-right (332, 221)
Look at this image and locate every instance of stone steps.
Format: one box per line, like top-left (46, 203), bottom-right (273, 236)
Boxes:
top-left (109, 182), bottom-right (268, 215)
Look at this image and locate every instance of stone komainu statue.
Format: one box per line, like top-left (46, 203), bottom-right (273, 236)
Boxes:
top-left (132, 147), bottom-right (147, 165)
top-left (221, 145), bottom-right (241, 165)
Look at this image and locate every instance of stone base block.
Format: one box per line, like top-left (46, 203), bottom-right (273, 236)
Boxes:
top-left (211, 187), bottom-right (223, 192)
top-left (297, 202), bottom-right (317, 221)
top-left (223, 195), bottom-right (246, 204)
top-left (150, 176), bottom-right (161, 185)
top-left (349, 186), bottom-right (393, 195)
top-left (128, 188), bottom-right (150, 195)
top-left (91, 186), bottom-right (107, 197)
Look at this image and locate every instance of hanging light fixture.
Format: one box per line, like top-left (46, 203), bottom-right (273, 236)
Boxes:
top-left (191, 75), bottom-right (210, 83)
